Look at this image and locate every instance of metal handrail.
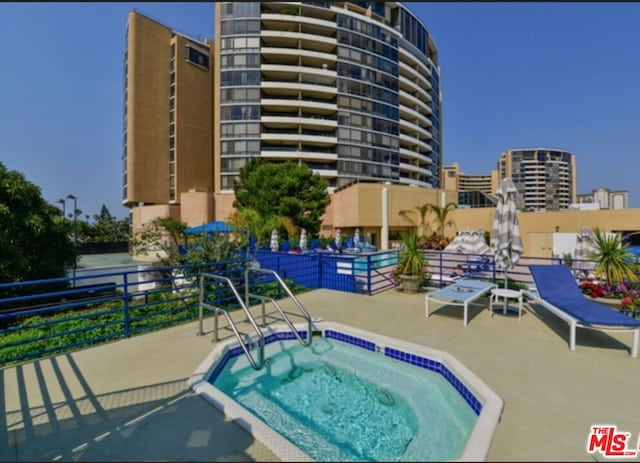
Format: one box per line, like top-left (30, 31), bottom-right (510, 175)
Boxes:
top-left (244, 268), bottom-right (312, 347)
top-left (198, 273), bottom-right (264, 370)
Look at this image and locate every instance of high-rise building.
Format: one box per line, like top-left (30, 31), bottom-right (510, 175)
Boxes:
top-left (214, 2), bottom-right (442, 194)
top-left (499, 148), bottom-right (577, 211)
top-left (122, 11), bottom-right (214, 208)
top-left (123, 3), bottom-right (443, 227)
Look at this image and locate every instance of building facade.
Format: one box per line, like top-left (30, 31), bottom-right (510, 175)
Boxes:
top-left (122, 11), bottom-right (214, 209)
top-left (123, 3), bottom-right (443, 230)
top-left (498, 148), bottom-right (577, 211)
top-left (576, 187), bottom-right (628, 210)
top-left (213, 2), bottom-right (442, 194)
top-left (442, 162), bottom-right (499, 208)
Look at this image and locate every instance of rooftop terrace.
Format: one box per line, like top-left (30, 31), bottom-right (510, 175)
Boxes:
top-left (3, 287), bottom-right (640, 461)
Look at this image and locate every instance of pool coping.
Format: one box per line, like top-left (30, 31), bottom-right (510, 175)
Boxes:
top-left (187, 321), bottom-right (504, 462)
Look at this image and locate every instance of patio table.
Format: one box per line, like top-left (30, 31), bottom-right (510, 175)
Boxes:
top-left (425, 279), bottom-right (497, 326)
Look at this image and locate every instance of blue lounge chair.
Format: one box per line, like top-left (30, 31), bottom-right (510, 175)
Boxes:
top-left (528, 264), bottom-right (640, 357)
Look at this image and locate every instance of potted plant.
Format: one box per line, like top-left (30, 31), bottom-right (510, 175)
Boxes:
top-left (590, 228), bottom-right (638, 286)
top-left (394, 229), bottom-right (427, 293)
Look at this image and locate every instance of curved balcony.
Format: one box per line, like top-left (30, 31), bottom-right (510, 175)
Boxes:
top-left (399, 104), bottom-right (432, 129)
top-left (399, 162), bottom-right (434, 178)
top-left (261, 30), bottom-right (337, 53)
top-left (400, 118), bottom-right (432, 142)
top-left (261, 115), bottom-right (337, 131)
top-left (261, 132), bottom-right (337, 146)
top-left (398, 79), bottom-right (432, 105)
top-left (399, 132), bottom-right (433, 153)
top-left (399, 46), bottom-right (432, 81)
top-left (261, 81), bottom-right (337, 100)
top-left (261, 64), bottom-right (337, 87)
top-left (261, 98), bottom-right (337, 114)
top-left (260, 14), bottom-right (337, 34)
top-left (399, 61), bottom-right (432, 93)
top-left (399, 147), bottom-right (433, 163)
top-left (399, 89), bottom-right (433, 113)
top-left (260, 148), bottom-right (337, 163)
top-left (261, 47), bottom-right (337, 65)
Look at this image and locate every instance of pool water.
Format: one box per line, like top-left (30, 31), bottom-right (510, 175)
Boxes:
top-left (212, 336), bottom-right (477, 461)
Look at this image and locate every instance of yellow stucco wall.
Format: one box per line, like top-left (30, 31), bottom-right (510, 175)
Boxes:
top-left (132, 182), bottom-right (640, 258)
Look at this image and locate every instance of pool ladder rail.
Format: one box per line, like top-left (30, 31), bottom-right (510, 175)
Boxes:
top-left (245, 267), bottom-right (313, 349)
top-left (197, 269), bottom-right (313, 370)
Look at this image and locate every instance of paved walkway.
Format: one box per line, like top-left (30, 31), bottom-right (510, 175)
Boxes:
top-left (3, 288), bottom-right (640, 462)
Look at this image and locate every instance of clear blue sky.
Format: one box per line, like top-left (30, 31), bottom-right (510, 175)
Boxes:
top-left (1, 2), bottom-right (639, 220)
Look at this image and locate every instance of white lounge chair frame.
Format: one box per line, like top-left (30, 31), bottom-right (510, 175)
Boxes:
top-left (524, 290), bottom-right (639, 358)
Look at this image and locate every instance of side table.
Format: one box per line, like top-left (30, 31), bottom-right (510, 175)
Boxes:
top-left (489, 288), bottom-right (524, 321)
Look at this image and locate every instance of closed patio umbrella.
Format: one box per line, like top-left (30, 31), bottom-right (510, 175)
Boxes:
top-left (335, 228), bottom-right (342, 250)
top-left (299, 228), bottom-right (307, 251)
top-left (354, 228), bottom-right (360, 248)
top-left (573, 226), bottom-right (597, 278)
top-left (490, 177), bottom-right (524, 295)
top-left (270, 229), bottom-right (279, 252)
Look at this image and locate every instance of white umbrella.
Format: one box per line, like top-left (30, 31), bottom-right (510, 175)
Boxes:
top-left (270, 229), bottom-right (279, 252)
top-left (444, 228), bottom-right (492, 275)
top-left (490, 177), bottom-right (524, 295)
top-left (299, 228), bottom-right (307, 251)
top-left (354, 228), bottom-right (360, 248)
top-left (445, 228), bottom-right (491, 255)
top-left (573, 226), bottom-right (597, 277)
top-left (335, 228), bottom-right (341, 249)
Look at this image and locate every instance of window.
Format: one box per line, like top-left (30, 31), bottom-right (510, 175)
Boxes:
top-left (186, 46), bottom-right (209, 70)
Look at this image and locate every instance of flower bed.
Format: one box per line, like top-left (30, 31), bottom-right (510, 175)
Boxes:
top-left (578, 278), bottom-right (640, 318)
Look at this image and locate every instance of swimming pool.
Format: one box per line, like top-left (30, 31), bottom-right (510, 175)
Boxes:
top-left (188, 321), bottom-right (503, 461)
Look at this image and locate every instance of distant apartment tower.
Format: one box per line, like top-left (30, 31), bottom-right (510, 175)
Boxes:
top-left (213, 2), bottom-right (442, 193)
top-left (576, 187), bottom-right (628, 210)
top-left (499, 148), bottom-right (577, 211)
top-left (442, 162), bottom-right (499, 208)
top-left (122, 11), bottom-right (213, 208)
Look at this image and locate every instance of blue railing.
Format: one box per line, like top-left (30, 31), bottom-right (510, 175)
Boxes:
top-left (0, 248), bottom-right (590, 367)
top-left (0, 258), bottom-right (249, 367)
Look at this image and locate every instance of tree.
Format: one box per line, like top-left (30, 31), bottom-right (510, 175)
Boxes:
top-left (427, 202), bottom-right (457, 241)
top-left (0, 162), bottom-right (75, 283)
top-left (398, 201), bottom-right (457, 241)
top-left (228, 207), bottom-right (297, 251)
top-left (232, 159), bottom-right (330, 237)
top-left (398, 204), bottom-right (432, 237)
top-left (84, 204), bottom-right (130, 243)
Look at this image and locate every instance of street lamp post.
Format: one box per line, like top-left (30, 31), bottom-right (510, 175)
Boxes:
top-left (66, 194), bottom-right (78, 287)
top-left (57, 198), bottom-right (66, 218)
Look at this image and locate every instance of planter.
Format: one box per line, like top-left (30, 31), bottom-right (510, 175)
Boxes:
top-left (585, 296), bottom-right (640, 318)
top-left (592, 297), bottom-right (623, 309)
top-left (400, 275), bottom-right (422, 293)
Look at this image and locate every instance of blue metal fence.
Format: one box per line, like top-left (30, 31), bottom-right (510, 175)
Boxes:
top-left (0, 248), bottom-right (573, 367)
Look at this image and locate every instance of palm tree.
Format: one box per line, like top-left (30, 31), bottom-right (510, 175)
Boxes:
top-left (427, 202), bottom-right (457, 241)
top-left (590, 228), bottom-right (638, 286)
top-left (398, 204), bottom-right (432, 237)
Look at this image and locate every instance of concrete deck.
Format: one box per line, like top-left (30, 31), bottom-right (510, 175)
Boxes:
top-left (3, 288), bottom-right (640, 462)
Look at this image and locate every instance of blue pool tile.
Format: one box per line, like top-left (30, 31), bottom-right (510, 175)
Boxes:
top-left (325, 330), bottom-right (376, 351)
top-left (209, 350), bottom-right (234, 382)
top-left (384, 347), bottom-right (481, 416)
